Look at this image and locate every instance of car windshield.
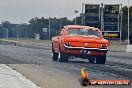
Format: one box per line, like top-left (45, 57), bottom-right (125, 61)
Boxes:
top-left (67, 28), bottom-right (100, 37)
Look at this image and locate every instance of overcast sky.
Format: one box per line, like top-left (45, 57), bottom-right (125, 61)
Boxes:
top-left (0, 0), bottom-right (131, 24)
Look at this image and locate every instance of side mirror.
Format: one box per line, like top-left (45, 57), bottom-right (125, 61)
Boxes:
top-left (60, 32), bottom-right (63, 36)
top-left (60, 29), bottom-right (64, 36)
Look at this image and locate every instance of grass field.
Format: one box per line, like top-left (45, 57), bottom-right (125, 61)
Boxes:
top-left (109, 40), bottom-right (127, 52)
top-left (1, 38), bottom-right (128, 52)
top-left (1, 38), bottom-right (51, 46)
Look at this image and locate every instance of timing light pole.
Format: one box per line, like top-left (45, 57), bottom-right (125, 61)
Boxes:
top-left (128, 0), bottom-right (130, 45)
top-left (17, 24), bottom-right (19, 40)
top-left (6, 28), bottom-right (8, 39)
top-left (75, 10), bottom-right (78, 25)
top-left (49, 17), bottom-right (51, 40)
top-left (82, 3), bottom-right (84, 26)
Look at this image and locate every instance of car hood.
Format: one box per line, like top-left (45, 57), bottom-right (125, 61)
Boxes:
top-left (64, 35), bottom-right (108, 44)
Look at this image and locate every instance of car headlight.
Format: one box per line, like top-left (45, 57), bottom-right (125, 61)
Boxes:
top-left (65, 42), bottom-right (71, 46)
top-left (101, 44), bottom-right (108, 48)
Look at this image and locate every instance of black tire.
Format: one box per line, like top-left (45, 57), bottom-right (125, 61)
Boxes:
top-left (52, 51), bottom-right (58, 61)
top-left (58, 51), bottom-right (69, 62)
top-left (52, 45), bottom-right (58, 61)
top-left (96, 55), bottom-right (106, 64)
top-left (88, 57), bottom-right (95, 64)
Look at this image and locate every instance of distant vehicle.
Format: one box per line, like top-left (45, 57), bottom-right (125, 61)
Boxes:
top-left (51, 25), bottom-right (109, 64)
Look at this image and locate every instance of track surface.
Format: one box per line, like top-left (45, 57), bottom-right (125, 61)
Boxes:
top-left (0, 43), bottom-right (131, 88)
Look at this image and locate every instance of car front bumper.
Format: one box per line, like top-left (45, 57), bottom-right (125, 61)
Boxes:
top-left (64, 44), bottom-right (108, 52)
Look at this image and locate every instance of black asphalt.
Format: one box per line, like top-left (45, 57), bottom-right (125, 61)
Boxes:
top-left (0, 42), bottom-right (131, 88)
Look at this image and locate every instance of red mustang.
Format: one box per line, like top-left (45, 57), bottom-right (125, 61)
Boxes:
top-left (52, 25), bottom-right (109, 64)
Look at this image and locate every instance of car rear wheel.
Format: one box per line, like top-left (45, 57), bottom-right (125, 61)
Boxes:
top-left (52, 45), bottom-right (58, 61)
top-left (96, 55), bottom-right (106, 64)
top-left (88, 57), bottom-right (95, 64)
top-left (52, 51), bottom-right (58, 61)
top-left (58, 51), bottom-right (69, 62)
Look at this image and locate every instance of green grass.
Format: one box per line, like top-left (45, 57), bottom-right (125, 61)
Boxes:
top-left (1, 38), bottom-right (52, 45)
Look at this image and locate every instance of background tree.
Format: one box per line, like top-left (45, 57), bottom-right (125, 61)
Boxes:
top-left (1, 6), bottom-right (132, 40)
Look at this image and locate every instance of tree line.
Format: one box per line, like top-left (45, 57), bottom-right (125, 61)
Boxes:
top-left (0, 6), bottom-right (132, 40)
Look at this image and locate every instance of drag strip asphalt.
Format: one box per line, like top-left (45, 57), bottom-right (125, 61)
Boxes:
top-left (0, 44), bottom-right (131, 88)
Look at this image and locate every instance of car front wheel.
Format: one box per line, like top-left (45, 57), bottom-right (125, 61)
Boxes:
top-left (58, 51), bottom-right (69, 62)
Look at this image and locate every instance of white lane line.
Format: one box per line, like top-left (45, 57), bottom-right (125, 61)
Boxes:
top-left (0, 64), bottom-right (40, 88)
